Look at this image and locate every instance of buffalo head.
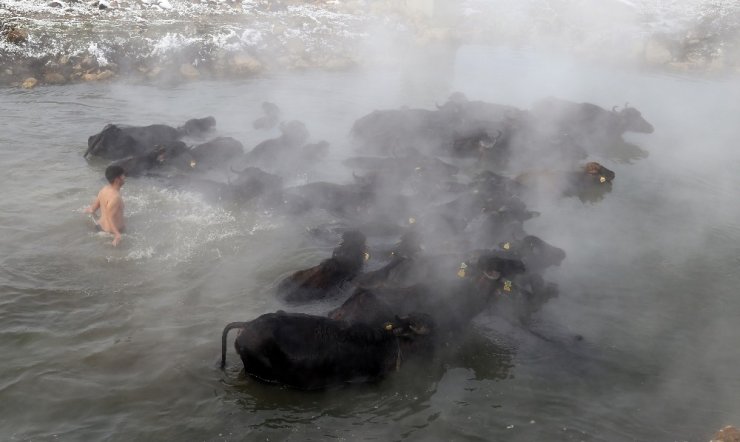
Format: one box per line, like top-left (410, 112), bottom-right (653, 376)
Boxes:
top-left (584, 161), bottom-right (616, 183)
top-left (387, 312), bottom-right (435, 338)
top-left (331, 230), bottom-right (368, 272)
top-left (85, 124), bottom-right (138, 160)
top-left (614, 105), bottom-right (654, 134)
top-left (499, 235), bottom-right (566, 273)
top-left (178, 116), bottom-right (216, 138)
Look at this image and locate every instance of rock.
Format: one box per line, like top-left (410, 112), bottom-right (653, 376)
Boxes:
top-left (147, 66), bottom-right (162, 79)
top-left (4, 28), bottom-right (29, 45)
top-left (82, 72), bottom-right (98, 81)
top-left (21, 77), bottom-right (38, 89)
top-left (324, 56), bottom-right (354, 70)
top-left (44, 72), bottom-right (66, 84)
top-left (96, 69), bottom-right (114, 80)
top-left (81, 56), bottom-right (97, 69)
top-left (229, 54), bottom-right (262, 75)
top-left (49, 1), bottom-right (66, 7)
top-left (711, 426), bottom-right (740, 442)
top-left (666, 61), bottom-right (693, 72)
top-left (179, 63), bottom-right (200, 80)
top-left (644, 39), bottom-right (673, 65)
top-left (285, 37), bottom-right (305, 54)
top-left (91, 0), bottom-right (110, 9)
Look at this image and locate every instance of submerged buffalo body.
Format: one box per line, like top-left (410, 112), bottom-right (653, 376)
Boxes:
top-left (85, 117), bottom-right (218, 161)
top-left (190, 137), bottom-right (244, 170)
top-left (85, 123), bottom-right (180, 160)
top-left (277, 230), bottom-right (367, 302)
top-left (531, 98), bottom-right (654, 142)
top-left (221, 311), bottom-right (433, 389)
top-left (177, 116), bottom-right (216, 138)
top-left (107, 141), bottom-right (194, 176)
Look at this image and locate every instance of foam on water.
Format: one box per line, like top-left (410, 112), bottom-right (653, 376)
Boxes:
top-left (98, 183), bottom-right (279, 265)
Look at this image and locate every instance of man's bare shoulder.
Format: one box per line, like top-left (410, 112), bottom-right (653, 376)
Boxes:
top-left (98, 185), bottom-right (121, 201)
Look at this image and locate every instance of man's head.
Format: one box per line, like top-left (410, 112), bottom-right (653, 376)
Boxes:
top-left (105, 165), bottom-right (126, 185)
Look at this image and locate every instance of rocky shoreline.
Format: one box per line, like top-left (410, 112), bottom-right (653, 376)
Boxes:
top-left (1, 0), bottom-right (739, 88)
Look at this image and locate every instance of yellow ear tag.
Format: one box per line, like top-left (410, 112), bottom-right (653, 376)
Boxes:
top-left (384, 323), bottom-right (393, 331)
top-left (457, 262), bottom-right (468, 278)
top-left (503, 242), bottom-right (511, 250)
top-left (408, 217), bottom-right (416, 225)
top-left (503, 280), bottom-right (512, 292)
top-left (364, 252), bottom-right (370, 261)
top-left (599, 176), bottom-right (606, 183)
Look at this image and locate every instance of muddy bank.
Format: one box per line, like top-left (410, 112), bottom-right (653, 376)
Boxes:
top-left (2, 0), bottom-right (739, 88)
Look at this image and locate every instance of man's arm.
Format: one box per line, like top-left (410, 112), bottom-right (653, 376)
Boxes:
top-left (84, 196), bottom-right (100, 214)
top-left (106, 195), bottom-right (123, 246)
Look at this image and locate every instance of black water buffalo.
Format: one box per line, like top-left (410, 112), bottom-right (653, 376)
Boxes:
top-left (244, 120), bottom-right (310, 168)
top-left (85, 123), bottom-right (180, 160)
top-left (342, 150), bottom-right (459, 196)
top-left (228, 166), bottom-right (283, 204)
top-left (168, 166), bottom-right (282, 205)
top-left (331, 253), bottom-right (526, 332)
top-left (515, 161), bottom-right (615, 200)
top-left (436, 92), bottom-right (526, 122)
top-left (107, 141), bottom-right (194, 176)
top-left (85, 117), bottom-right (219, 160)
top-left (277, 230), bottom-right (367, 302)
top-left (494, 235), bottom-right (566, 274)
top-left (299, 140), bottom-right (330, 163)
top-left (190, 137), bottom-right (244, 170)
top-left (353, 231), bottom-right (423, 289)
top-left (220, 310), bottom-right (433, 389)
top-left (177, 116), bottom-right (216, 138)
top-left (282, 174), bottom-right (380, 219)
top-left (531, 98), bottom-right (654, 142)
top-left (350, 108), bottom-right (453, 155)
top-left (252, 102), bottom-right (281, 130)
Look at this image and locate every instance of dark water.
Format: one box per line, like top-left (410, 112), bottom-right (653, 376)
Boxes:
top-left (1, 46), bottom-right (740, 441)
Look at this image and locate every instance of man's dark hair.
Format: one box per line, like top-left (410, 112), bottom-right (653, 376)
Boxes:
top-left (105, 165), bottom-right (125, 184)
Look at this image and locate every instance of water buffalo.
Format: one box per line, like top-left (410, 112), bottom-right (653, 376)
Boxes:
top-left (530, 98), bottom-right (654, 143)
top-left (282, 174), bottom-right (379, 219)
top-left (515, 161), bottom-right (615, 200)
top-left (435, 92), bottom-right (527, 124)
top-left (107, 141), bottom-right (194, 177)
top-left (177, 116), bottom-right (216, 138)
top-left (331, 253), bottom-right (526, 333)
top-left (342, 150), bottom-right (458, 199)
top-left (277, 230), bottom-right (368, 303)
top-left (298, 140), bottom-right (330, 164)
top-left (354, 231), bottom-right (423, 289)
top-left (85, 117), bottom-right (218, 160)
top-left (190, 137), bottom-right (244, 170)
top-left (495, 235), bottom-right (566, 274)
top-left (228, 166), bottom-right (283, 204)
top-left (244, 120), bottom-right (310, 169)
top-left (220, 310), bottom-right (434, 389)
top-left (252, 102), bottom-right (281, 130)
top-left (85, 123), bottom-right (180, 160)
top-left (350, 108), bottom-right (453, 155)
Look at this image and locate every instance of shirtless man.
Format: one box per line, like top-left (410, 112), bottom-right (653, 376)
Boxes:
top-left (85, 165), bottom-right (126, 246)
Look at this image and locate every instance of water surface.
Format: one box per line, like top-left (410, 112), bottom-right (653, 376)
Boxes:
top-left (1, 47), bottom-right (739, 441)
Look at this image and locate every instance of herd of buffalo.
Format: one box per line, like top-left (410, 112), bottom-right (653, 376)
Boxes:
top-left (85, 93), bottom-right (654, 390)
